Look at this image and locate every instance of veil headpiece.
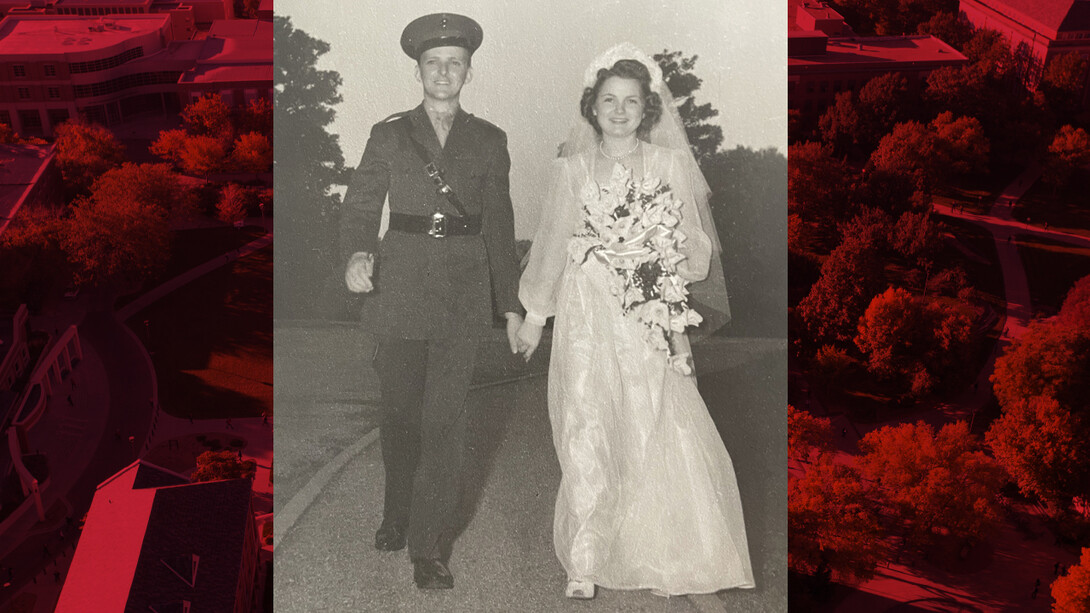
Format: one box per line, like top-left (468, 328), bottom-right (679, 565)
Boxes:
top-left (559, 43), bottom-right (731, 336)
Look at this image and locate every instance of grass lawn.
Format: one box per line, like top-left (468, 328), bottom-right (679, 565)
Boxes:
top-left (1016, 235), bottom-right (1090, 315)
top-left (1012, 174), bottom-right (1090, 239)
top-left (115, 225), bottom-right (265, 309)
top-left (129, 244), bottom-right (272, 419)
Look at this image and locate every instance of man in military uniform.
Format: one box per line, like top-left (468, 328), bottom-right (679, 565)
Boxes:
top-left (341, 13), bottom-right (522, 590)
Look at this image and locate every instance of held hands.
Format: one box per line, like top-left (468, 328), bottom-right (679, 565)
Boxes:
top-left (345, 252), bottom-right (375, 293)
top-left (505, 313), bottom-right (523, 355)
top-left (515, 320), bottom-right (544, 362)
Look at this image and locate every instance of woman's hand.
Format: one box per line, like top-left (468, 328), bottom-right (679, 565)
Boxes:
top-left (516, 320), bottom-right (544, 362)
top-left (345, 252), bottom-right (374, 293)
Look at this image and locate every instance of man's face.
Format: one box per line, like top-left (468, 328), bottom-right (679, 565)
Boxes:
top-left (415, 46), bottom-right (473, 102)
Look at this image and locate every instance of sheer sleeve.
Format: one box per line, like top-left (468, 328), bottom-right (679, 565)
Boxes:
top-left (666, 149), bottom-right (712, 283)
top-left (518, 157), bottom-right (581, 326)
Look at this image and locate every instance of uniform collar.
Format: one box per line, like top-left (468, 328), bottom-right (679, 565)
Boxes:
top-left (409, 103), bottom-right (469, 153)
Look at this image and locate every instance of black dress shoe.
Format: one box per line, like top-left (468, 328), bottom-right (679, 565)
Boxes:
top-left (413, 558), bottom-right (454, 589)
top-left (374, 525), bottom-right (406, 551)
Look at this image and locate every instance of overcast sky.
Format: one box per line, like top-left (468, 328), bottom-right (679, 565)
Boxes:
top-left (279, 0), bottom-right (786, 237)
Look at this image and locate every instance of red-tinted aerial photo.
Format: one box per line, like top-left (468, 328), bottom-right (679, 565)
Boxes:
top-left (788, 0), bottom-right (1090, 611)
top-left (0, 1), bottom-right (272, 611)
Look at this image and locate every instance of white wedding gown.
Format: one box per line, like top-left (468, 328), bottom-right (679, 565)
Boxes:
top-left (519, 144), bottom-right (755, 594)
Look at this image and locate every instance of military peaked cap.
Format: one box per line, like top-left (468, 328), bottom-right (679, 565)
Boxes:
top-left (400, 13), bottom-right (483, 60)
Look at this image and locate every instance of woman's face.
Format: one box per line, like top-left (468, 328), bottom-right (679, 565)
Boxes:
top-left (593, 76), bottom-right (644, 139)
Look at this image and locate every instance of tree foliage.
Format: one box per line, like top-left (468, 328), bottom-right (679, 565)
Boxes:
top-left (854, 287), bottom-right (975, 397)
top-left (59, 163), bottom-right (189, 287)
top-left (182, 94), bottom-right (235, 142)
top-left (868, 113), bottom-right (988, 190)
top-left (191, 450), bottom-right (256, 482)
top-left (274, 16), bottom-right (347, 318)
top-left (654, 50), bottom-right (724, 167)
top-left (232, 132), bottom-right (273, 173)
top-left (53, 119), bottom-right (125, 196)
top-left (788, 404), bottom-right (834, 461)
top-left (798, 210), bottom-right (888, 345)
top-left (1052, 547), bottom-right (1090, 613)
top-left (217, 183), bottom-right (249, 224)
top-left (858, 421), bottom-right (1004, 546)
top-left (1042, 125), bottom-right (1090, 190)
top-left (987, 280), bottom-right (1090, 507)
top-left (789, 457), bottom-right (885, 582)
top-left (1040, 52), bottom-right (1089, 120)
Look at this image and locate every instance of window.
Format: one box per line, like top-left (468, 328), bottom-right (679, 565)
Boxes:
top-left (48, 87), bottom-right (61, 99)
top-left (18, 110), bottom-right (42, 130)
top-left (44, 64), bottom-right (56, 76)
top-left (69, 47), bottom-right (144, 74)
top-left (47, 108), bottom-right (70, 127)
top-left (13, 65), bottom-right (26, 77)
top-left (17, 87), bottom-right (30, 99)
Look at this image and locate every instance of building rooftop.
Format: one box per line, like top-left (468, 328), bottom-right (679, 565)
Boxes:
top-left (56, 461), bottom-right (253, 612)
top-left (0, 144), bottom-right (54, 239)
top-left (179, 25), bottom-right (271, 84)
top-left (52, 0), bottom-right (153, 6)
top-left (0, 14), bottom-right (169, 55)
top-left (789, 34), bottom-right (967, 68)
top-left (963, 0), bottom-right (1090, 37)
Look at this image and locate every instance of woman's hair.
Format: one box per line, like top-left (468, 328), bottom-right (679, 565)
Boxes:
top-left (579, 59), bottom-right (664, 138)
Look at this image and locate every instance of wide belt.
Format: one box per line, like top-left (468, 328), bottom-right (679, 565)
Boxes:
top-left (388, 212), bottom-right (481, 238)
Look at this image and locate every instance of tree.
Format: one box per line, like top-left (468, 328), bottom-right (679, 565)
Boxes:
top-left (191, 450), bottom-right (256, 482)
top-left (275, 17), bottom-right (347, 318)
top-left (788, 141), bottom-right (854, 226)
top-left (61, 194), bottom-right (170, 288)
top-left (53, 118), bottom-right (125, 196)
top-left (929, 112), bottom-right (989, 175)
top-left (855, 288), bottom-right (975, 397)
top-left (1058, 274), bottom-right (1090, 326)
top-left (232, 132), bottom-right (273, 173)
top-left (798, 210), bottom-right (888, 345)
top-left (985, 395), bottom-right (1090, 507)
top-left (916, 11), bottom-right (972, 49)
top-left (789, 405), bottom-right (834, 462)
top-left (239, 96), bottom-right (273, 137)
top-left (59, 163), bottom-right (188, 287)
top-left (182, 94), bottom-right (234, 142)
top-left (217, 183), bottom-right (249, 224)
top-left (990, 317), bottom-right (1090, 415)
top-left (1040, 52), bottom-right (1089, 120)
top-left (789, 458), bottom-right (885, 583)
top-left (0, 205), bottom-right (68, 309)
top-left (818, 91), bottom-right (863, 155)
top-left (857, 421), bottom-right (1005, 546)
top-left (149, 128), bottom-right (189, 165)
top-left (1052, 547), bottom-right (1090, 613)
top-left (654, 50), bottom-right (723, 167)
top-left (1042, 125), bottom-right (1090, 191)
top-left (890, 209), bottom-right (941, 265)
top-left (178, 135), bottom-right (229, 175)
top-left (88, 163), bottom-right (196, 220)
top-left (868, 113), bottom-right (989, 191)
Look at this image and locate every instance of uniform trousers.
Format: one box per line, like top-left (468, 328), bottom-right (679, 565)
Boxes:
top-left (374, 335), bottom-right (477, 561)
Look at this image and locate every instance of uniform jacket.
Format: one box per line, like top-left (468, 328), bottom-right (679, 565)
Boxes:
top-left (340, 104), bottom-right (521, 339)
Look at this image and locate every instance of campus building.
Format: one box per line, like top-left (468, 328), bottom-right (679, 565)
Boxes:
top-left (789, 0), bottom-right (969, 119)
top-left (959, 0), bottom-right (1090, 102)
top-left (0, 12), bottom-right (271, 137)
top-left (57, 461), bottom-right (260, 612)
top-left (0, 0), bottom-right (233, 25)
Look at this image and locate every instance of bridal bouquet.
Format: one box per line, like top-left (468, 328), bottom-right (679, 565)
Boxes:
top-left (569, 164), bottom-right (703, 374)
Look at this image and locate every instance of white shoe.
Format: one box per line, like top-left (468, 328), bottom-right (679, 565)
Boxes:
top-left (565, 579), bottom-right (596, 599)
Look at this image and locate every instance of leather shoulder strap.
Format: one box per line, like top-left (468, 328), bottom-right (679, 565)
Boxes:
top-left (396, 117), bottom-right (469, 217)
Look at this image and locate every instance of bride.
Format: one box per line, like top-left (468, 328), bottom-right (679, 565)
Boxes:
top-left (515, 44), bottom-right (755, 599)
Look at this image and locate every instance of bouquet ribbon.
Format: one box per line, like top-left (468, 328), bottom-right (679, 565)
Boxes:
top-left (592, 224), bottom-right (671, 267)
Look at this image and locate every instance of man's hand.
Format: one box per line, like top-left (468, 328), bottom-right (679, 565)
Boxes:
top-left (516, 320), bottom-right (544, 362)
top-left (345, 252), bottom-right (374, 293)
top-left (504, 313), bottom-right (523, 355)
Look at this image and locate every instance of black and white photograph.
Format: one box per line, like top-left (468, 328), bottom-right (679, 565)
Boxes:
top-left (273, 1), bottom-right (787, 610)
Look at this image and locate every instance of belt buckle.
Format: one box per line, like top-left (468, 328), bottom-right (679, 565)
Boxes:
top-left (427, 211), bottom-right (447, 238)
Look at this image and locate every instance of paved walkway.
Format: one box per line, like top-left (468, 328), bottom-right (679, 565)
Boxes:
top-left (0, 226), bottom-right (273, 612)
top-left (792, 163), bottom-right (1086, 611)
top-left (274, 333), bottom-right (787, 612)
